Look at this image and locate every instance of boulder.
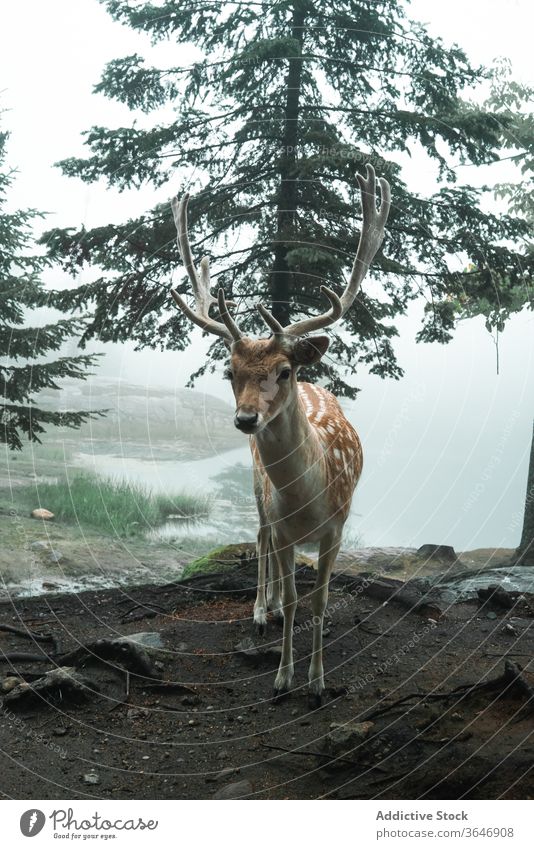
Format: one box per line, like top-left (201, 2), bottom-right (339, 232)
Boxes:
top-left (417, 544), bottom-right (457, 562)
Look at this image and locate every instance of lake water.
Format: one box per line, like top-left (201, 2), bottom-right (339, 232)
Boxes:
top-left (75, 442), bottom-right (363, 550)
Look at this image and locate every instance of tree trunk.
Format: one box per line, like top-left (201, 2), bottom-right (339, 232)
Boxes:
top-left (269, 1), bottom-right (305, 326)
top-left (517, 420), bottom-right (534, 565)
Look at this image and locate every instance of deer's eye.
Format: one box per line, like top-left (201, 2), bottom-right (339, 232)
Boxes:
top-left (278, 368), bottom-right (291, 381)
top-left (224, 368), bottom-right (234, 381)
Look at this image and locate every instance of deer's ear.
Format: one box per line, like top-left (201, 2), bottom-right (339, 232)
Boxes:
top-left (292, 336), bottom-right (329, 365)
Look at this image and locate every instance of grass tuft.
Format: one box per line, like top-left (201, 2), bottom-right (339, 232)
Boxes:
top-left (14, 471), bottom-right (211, 538)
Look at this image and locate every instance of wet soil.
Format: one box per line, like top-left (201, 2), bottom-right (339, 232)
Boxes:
top-left (1, 560), bottom-right (534, 800)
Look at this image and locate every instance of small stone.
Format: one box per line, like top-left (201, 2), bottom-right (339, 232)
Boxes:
top-left (487, 611), bottom-right (498, 620)
top-left (234, 638), bottom-right (261, 662)
top-left (31, 508), bottom-right (54, 520)
top-left (217, 749), bottom-right (229, 760)
top-left (213, 779), bottom-right (253, 799)
top-left (52, 727), bottom-right (69, 737)
top-left (291, 708), bottom-right (299, 717)
top-left (216, 767), bottom-right (238, 780)
top-left (324, 721), bottom-right (375, 756)
top-left (181, 695), bottom-right (201, 707)
top-left (127, 707), bottom-right (149, 720)
top-left (83, 771), bottom-right (100, 786)
top-left (30, 540), bottom-right (49, 551)
top-left (206, 767), bottom-right (238, 783)
top-left (501, 623), bottom-right (517, 635)
top-left (48, 550), bottom-right (63, 564)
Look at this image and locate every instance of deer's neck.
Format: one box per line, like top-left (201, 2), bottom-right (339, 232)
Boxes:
top-left (253, 389), bottom-right (322, 495)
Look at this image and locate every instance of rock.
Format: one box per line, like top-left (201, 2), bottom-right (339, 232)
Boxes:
top-left (234, 637), bottom-right (261, 662)
top-left (501, 623), bottom-right (518, 635)
top-left (116, 632), bottom-right (166, 660)
top-left (217, 749), bottom-right (230, 760)
top-left (206, 767), bottom-right (239, 783)
top-left (52, 727), bottom-right (69, 737)
top-left (181, 695), bottom-right (201, 707)
top-left (42, 581), bottom-right (60, 590)
top-left (324, 720), bottom-right (375, 756)
top-left (127, 707), bottom-right (149, 720)
top-left (83, 771), bottom-right (101, 786)
top-left (417, 544), bottom-right (457, 562)
top-left (117, 632), bottom-right (165, 650)
top-left (1, 676), bottom-right (22, 694)
top-left (47, 550), bottom-right (63, 564)
top-left (213, 779), bottom-right (253, 799)
top-left (30, 541), bottom-right (49, 551)
top-left (31, 508), bottom-right (54, 520)
top-left (487, 611), bottom-right (498, 620)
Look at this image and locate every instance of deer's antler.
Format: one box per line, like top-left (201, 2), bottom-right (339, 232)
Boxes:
top-left (170, 194), bottom-right (242, 343)
top-left (257, 164), bottom-right (391, 337)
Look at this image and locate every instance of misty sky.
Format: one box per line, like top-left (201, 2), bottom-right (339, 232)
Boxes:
top-left (1, 0), bottom-right (533, 551)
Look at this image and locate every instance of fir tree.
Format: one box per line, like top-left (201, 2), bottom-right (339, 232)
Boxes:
top-left (0, 128), bottom-right (100, 450)
top-left (44, 0), bottom-right (532, 396)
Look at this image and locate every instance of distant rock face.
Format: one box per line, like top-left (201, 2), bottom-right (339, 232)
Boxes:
top-left (35, 377), bottom-right (241, 458)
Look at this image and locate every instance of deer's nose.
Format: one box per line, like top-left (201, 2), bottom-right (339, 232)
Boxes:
top-left (234, 409), bottom-right (259, 431)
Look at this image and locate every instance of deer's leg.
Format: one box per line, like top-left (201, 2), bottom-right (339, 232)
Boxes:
top-left (308, 532), bottom-right (342, 708)
top-left (266, 541), bottom-right (283, 621)
top-left (271, 536), bottom-right (296, 697)
top-left (253, 525), bottom-right (269, 635)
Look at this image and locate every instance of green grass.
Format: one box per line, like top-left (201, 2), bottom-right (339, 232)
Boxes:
top-left (12, 471), bottom-right (212, 538)
top-left (179, 545), bottom-right (234, 580)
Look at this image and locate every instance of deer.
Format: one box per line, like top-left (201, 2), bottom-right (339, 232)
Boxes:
top-left (170, 165), bottom-right (391, 706)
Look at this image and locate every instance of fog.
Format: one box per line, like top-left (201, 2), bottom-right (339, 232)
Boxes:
top-left (1, 0), bottom-right (533, 552)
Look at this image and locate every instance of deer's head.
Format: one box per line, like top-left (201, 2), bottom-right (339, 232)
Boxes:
top-left (169, 165), bottom-right (390, 436)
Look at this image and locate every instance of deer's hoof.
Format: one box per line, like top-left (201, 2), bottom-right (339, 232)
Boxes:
top-left (254, 621), bottom-right (266, 637)
top-left (272, 687), bottom-right (291, 704)
top-left (308, 693), bottom-right (322, 711)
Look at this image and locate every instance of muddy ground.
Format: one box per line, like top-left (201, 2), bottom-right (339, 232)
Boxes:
top-left (1, 554), bottom-right (534, 800)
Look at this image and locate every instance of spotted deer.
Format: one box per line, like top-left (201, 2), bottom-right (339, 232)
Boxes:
top-left (170, 165), bottom-right (390, 705)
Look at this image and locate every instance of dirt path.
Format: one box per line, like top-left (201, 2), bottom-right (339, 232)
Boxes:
top-left (1, 559), bottom-right (534, 800)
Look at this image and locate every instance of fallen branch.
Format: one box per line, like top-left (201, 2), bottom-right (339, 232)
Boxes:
top-left (0, 622), bottom-right (60, 663)
top-left (363, 661), bottom-right (534, 722)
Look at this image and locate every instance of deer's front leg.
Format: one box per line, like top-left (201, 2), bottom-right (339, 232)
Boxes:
top-left (266, 544), bottom-right (283, 621)
top-left (253, 526), bottom-right (269, 635)
top-left (308, 532), bottom-right (341, 708)
top-left (271, 536), bottom-right (296, 697)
